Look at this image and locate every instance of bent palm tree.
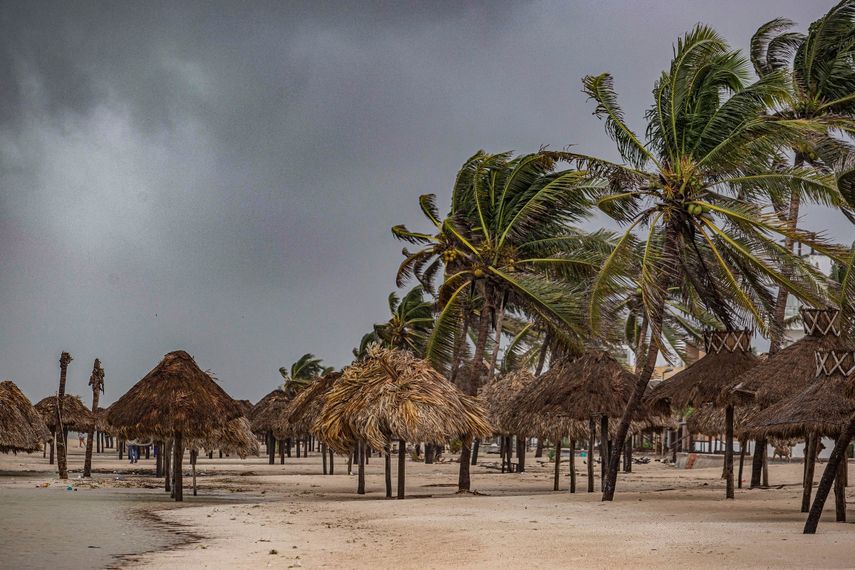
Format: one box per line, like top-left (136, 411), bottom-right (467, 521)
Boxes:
top-left (752, 1), bottom-right (855, 353)
top-left (566, 25), bottom-right (843, 501)
top-left (373, 286), bottom-right (435, 354)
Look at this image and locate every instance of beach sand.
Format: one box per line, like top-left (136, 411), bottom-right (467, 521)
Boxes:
top-left (2, 445), bottom-right (854, 569)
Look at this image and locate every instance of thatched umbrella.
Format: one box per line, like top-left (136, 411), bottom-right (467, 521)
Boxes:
top-left (647, 329), bottom-right (756, 499)
top-left (730, 308), bottom-right (855, 504)
top-left (35, 394), bottom-right (96, 465)
top-left (184, 416), bottom-right (258, 496)
top-left (276, 372), bottom-right (342, 475)
top-left (106, 350), bottom-right (243, 501)
top-left (0, 381), bottom-right (50, 454)
top-left (314, 346), bottom-right (492, 498)
top-left (480, 369), bottom-right (539, 473)
top-left (249, 389), bottom-right (292, 464)
top-left (508, 350), bottom-right (635, 493)
top-left (235, 399), bottom-right (252, 416)
top-left (804, 348), bottom-right (855, 534)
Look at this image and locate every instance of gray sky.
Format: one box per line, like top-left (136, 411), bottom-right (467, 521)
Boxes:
top-left (1, 0), bottom-right (850, 404)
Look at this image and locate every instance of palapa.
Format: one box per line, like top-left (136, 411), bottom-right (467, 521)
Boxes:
top-left (276, 372), bottom-right (341, 439)
top-left (648, 329), bottom-right (757, 410)
top-left (106, 350), bottom-right (244, 502)
top-left (188, 417), bottom-right (259, 458)
top-left (315, 346), bottom-right (492, 454)
top-left (731, 309), bottom-right (854, 406)
top-left (35, 394), bottom-right (96, 433)
top-left (480, 369), bottom-right (538, 435)
top-left (0, 381), bottom-right (50, 453)
top-left (248, 389), bottom-right (291, 435)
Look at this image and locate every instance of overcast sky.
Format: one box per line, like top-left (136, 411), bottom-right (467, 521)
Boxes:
top-left (1, 1), bottom-right (850, 404)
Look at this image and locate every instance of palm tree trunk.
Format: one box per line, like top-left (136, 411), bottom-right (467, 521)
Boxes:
top-left (724, 405), bottom-right (735, 499)
top-left (384, 440), bottom-right (392, 499)
top-left (569, 438), bottom-right (576, 493)
top-left (487, 292), bottom-right (507, 379)
top-left (357, 442), bottom-right (366, 495)
top-left (599, 415), bottom-right (608, 491)
top-left (173, 433), bottom-right (184, 502)
top-left (458, 295), bottom-right (492, 492)
top-left (449, 312), bottom-right (471, 386)
top-left (588, 419), bottom-right (595, 493)
top-left (553, 438), bottom-right (562, 491)
top-left (805, 420), bottom-right (855, 534)
top-left (603, 228), bottom-right (678, 501)
top-left (56, 352), bottom-right (72, 480)
top-left (802, 433), bottom-right (818, 512)
top-left (397, 439), bottom-right (406, 499)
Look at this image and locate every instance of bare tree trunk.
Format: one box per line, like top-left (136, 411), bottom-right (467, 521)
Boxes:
top-left (802, 433), bottom-right (818, 512)
top-left (725, 405), bottom-right (734, 499)
top-left (553, 438), bottom-right (562, 491)
top-left (84, 359), bottom-right (103, 478)
top-left (357, 442), bottom-right (366, 495)
top-left (805, 420), bottom-right (855, 534)
top-left (397, 439), bottom-right (406, 499)
top-left (56, 352), bottom-right (72, 480)
top-left (569, 438), bottom-right (576, 493)
top-left (588, 419), bottom-right (595, 493)
top-left (173, 433), bottom-right (184, 502)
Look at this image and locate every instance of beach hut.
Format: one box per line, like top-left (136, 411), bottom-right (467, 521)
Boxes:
top-left (731, 308), bottom-right (855, 505)
top-left (314, 346), bottom-right (491, 499)
top-left (0, 381), bottom-right (50, 454)
top-left (480, 369), bottom-right (538, 473)
top-left (249, 389), bottom-right (292, 464)
top-left (35, 394), bottom-right (96, 464)
top-left (276, 372), bottom-right (341, 474)
top-left (647, 329), bottom-right (757, 498)
top-left (106, 350), bottom-right (244, 501)
top-left (508, 350), bottom-right (636, 493)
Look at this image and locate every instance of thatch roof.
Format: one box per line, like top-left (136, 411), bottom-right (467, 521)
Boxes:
top-left (188, 417), bottom-right (259, 458)
top-left (314, 346), bottom-right (492, 453)
top-left (479, 369), bottom-right (537, 435)
top-left (248, 389), bottom-right (291, 434)
top-left (0, 381), bottom-right (50, 453)
top-left (105, 350), bottom-right (243, 440)
top-left (275, 372), bottom-right (341, 439)
top-left (687, 403), bottom-right (758, 438)
top-left (647, 330), bottom-right (757, 410)
top-left (730, 309), bottom-right (855, 406)
top-left (235, 399), bottom-right (253, 416)
top-left (35, 394), bottom-right (96, 433)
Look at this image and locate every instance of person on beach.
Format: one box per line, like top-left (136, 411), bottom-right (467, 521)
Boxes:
top-left (78, 433), bottom-right (85, 448)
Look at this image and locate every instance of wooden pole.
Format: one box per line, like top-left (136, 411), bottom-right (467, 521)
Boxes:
top-left (173, 433), bottom-right (184, 502)
top-left (384, 440), bottom-right (392, 498)
top-left (725, 405), bottom-right (734, 499)
top-left (835, 440), bottom-right (846, 522)
top-left (517, 435), bottom-right (526, 473)
top-left (397, 439), bottom-right (406, 499)
top-left (49, 430), bottom-right (55, 464)
top-left (322, 443), bottom-right (328, 475)
top-left (279, 439), bottom-right (285, 465)
top-left (587, 418), bottom-right (595, 493)
top-left (737, 437), bottom-right (747, 489)
top-left (599, 416), bottom-right (609, 491)
top-left (569, 438), bottom-right (576, 493)
top-left (267, 431), bottom-right (275, 465)
top-left (802, 433), bottom-right (818, 512)
top-left (357, 442), bottom-right (366, 495)
top-left (553, 438), bottom-right (562, 491)
top-left (163, 439), bottom-right (172, 493)
top-left (751, 437), bottom-right (765, 488)
top-left (329, 447), bottom-right (335, 475)
top-left (191, 449), bottom-right (198, 497)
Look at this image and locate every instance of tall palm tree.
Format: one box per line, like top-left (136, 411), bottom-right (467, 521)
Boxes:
top-left (751, 1), bottom-right (855, 354)
top-left (565, 25), bottom-right (844, 501)
top-left (279, 353), bottom-right (333, 396)
top-left (395, 151), bottom-right (609, 490)
top-left (83, 358), bottom-right (104, 478)
top-left (56, 352), bottom-right (72, 480)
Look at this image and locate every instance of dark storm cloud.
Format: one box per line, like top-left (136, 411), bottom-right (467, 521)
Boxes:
top-left (0, 1), bottom-right (850, 403)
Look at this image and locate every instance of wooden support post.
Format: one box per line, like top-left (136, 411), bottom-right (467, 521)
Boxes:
top-left (553, 438), bottom-right (562, 492)
top-left (802, 434), bottom-right (817, 512)
top-left (725, 405), bottom-right (734, 499)
top-left (569, 438), bottom-right (576, 493)
top-left (588, 418), bottom-right (595, 493)
top-left (397, 440), bottom-right (406, 499)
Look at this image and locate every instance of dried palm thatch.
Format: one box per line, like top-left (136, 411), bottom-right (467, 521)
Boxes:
top-left (648, 330), bottom-right (757, 410)
top-left (507, 350), bottom-right (637, 435)
top-left (235, 399), bottom-right (253, 417)
top-left (248, 389), bottom-right (291, 434)
top-left (480, 369), bottom-right (538, 435)
top-left (275, 372), bottom-right (341, 439)
top-left (0, 381), bottom-right (50, 453)
top-left (93, 407), bottom-right (113, 434)
top-left (314, 346), bottom-right (492, 453)
top-left (187, 417), bottom-right (259, 458)
top-left (106, 350), bottom-right (243, 440)
top-left (731, 309), bottom-right (855, 406)
top-left (687, 403), bottom-right (758, 438)
top-left (35, 394), bottom-right (96, 433)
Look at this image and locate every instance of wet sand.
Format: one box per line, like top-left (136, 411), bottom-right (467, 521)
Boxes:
top-left (3, 446), bottom-right (855, 569)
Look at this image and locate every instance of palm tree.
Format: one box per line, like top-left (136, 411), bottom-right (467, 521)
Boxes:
top-left (751, 1), bottom-right (855, 354)
top-left (83, 358), bottom-right (104, 478)
top-left (372, 286), bottom-right (435, 354)
top-left (279, 353), bottom-right (333, 396)
top-left (394, 151), bottom-right (608, 490)
top-left (565, 25), bottom-right (843, 501)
